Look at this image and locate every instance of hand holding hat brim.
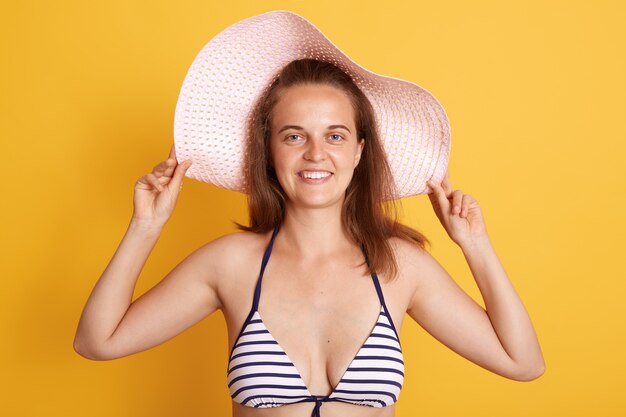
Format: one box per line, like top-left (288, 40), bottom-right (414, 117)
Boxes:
top-left (132, 147), bottom-right (193, 227)
top-left (427, 173), bottom-right (488, 247)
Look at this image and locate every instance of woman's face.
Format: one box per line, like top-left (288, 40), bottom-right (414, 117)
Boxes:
top-left (269, 83), bottom-right (365, 209)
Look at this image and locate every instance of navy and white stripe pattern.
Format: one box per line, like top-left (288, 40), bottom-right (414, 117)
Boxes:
top-left (226, 225), bottom-right (404, 416)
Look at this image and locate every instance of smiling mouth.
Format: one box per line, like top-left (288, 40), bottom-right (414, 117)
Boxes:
top-left (298, 171), bottom-right (333, 179)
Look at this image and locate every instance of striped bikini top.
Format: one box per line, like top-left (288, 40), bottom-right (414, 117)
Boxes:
top-left (226, 225), bottom-right (404, 416)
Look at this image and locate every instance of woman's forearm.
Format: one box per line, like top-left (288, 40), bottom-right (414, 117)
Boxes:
top-left (460, 234), bottom-right (546, 378)
top-left (73, 218), bottom-right (164, 358)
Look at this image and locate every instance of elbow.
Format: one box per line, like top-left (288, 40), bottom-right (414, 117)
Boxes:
top-left (73, 337), bottom-right (98, 360)
top-left (511, 360), bottom-right (546, 382)
top-left (73, 336), bottom-right (112, 361)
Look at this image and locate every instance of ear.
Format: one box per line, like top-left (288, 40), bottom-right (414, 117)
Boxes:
top-left (354, 138), bottom-right (365, 167)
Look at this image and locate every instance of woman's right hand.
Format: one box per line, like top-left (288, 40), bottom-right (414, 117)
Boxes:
top-left (131, 144), bottom-right (193, 228)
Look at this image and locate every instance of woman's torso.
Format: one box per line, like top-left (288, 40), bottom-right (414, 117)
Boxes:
top-left (215, 229), bottom-right (418, 417)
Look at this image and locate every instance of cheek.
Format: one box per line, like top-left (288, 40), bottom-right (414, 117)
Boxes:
top-left (269, 143), bottom-right (283, 167)
top-left (330, 149), bottom-right (359, 169)
top-left (271, 149), bottom-right (295, 176)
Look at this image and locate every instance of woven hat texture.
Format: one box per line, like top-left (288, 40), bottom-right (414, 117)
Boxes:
top-left (173, 10), bottom-right (451, 198)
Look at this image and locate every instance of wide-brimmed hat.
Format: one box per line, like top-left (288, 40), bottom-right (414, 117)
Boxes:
top-left (173, 10), bottom-right (451, 199)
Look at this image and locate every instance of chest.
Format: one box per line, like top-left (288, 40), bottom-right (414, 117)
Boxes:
top-left (223, 257), bottom-right (407, 396)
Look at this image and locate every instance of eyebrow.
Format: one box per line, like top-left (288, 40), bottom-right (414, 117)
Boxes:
top-left (277, 124), bottom-right (352, 134)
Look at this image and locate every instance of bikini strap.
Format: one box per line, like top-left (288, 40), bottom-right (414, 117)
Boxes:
top-left (251, 224), bottom-right (280, 311)
top-left (360, 243), bottom-right (385, 305)
top-left (360, 243), bottom-right (401, 341)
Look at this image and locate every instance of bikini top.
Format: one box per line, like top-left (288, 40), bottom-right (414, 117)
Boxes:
top-left (226, 225), bottom-right (404, 417)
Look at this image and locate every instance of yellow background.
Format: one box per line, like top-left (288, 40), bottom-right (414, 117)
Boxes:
top-left (2, 0), bottom-right (624, 415)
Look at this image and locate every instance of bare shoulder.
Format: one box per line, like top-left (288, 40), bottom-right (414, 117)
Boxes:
top-left (193, 229), bottom-right (271, 281)
top-left (386, 236), bottom-right (438, 288)
top-left (198, 230), bottom-right (264, 259)
top-left (388, 236), bottom-right (428, 270)
top-left (196, 229), bottom-right (274, 316)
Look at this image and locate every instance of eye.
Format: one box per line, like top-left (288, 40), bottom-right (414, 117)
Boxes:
top-left (329, 134), bottom-right (344, 142)
top-left (286, 134), bottom-right (302, 142)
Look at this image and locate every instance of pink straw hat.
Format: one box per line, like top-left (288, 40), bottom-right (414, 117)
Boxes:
top-left (173, 10), bottom-right (451, 199)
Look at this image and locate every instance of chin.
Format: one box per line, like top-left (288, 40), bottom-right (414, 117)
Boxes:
top-left (287, 192), bottom-right (345, 209)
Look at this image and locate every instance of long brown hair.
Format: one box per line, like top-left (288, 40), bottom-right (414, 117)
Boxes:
top-left (236, 58), bottom-right (430, 281)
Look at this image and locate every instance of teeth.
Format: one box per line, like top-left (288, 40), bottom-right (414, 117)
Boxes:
top-left (301, 171), bottom-right (331, 179)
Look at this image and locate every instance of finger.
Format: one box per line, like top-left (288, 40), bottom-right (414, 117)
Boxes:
top-left (427, 176), bottom-right (446, 195)
top-left (169, 144), bottom-right (176, 161)
top-left (169, 159), bottom-right (193, 191)
top-left (461, 194), bottom-right (474, 217)
top-left (442, 171), bottom-right (453, 196)
top-left (451, 190), bottom-right (464, 215)
top-left (154, 158), bottom-right (175, 176)
top-left (427, 179), bottom-right (450, 211)
top-left (426, 178), bottom-right (436, 194)
top-left (136, 176), bottom-right (150, 188)
top-left (146, 172), bottom-right (164, 192)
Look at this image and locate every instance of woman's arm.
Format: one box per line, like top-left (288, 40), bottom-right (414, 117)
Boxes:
top-left (406, 237), bottom-right (545, 381)
top-left (405, 172), bottom-right (545, 381)
top-left (460, 234), bottom-right (545, 377)
top-left (73, 146), bottom-right (221, 360)
top-left (73, 219), bottom-right (161, 358)
top-left (73, 219), bottom-right (222, 360)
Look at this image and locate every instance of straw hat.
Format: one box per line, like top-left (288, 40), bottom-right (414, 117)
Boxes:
top-left (173, 10), bottom-right (451, 199)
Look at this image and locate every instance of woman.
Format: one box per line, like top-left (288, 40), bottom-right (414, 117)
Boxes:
top-left (74, 59), bottom-right (545, 417)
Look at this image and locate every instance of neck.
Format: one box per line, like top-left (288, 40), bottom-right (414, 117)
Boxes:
top-left (278, 201), bottom-right (357, 260)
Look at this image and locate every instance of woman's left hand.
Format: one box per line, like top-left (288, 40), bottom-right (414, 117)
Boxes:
top-left (426, 172), bottom-right (488, 248)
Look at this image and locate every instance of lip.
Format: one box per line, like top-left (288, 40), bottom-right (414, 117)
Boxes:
top-left (297, 169), bottom-right (333, 184)
top-left (297, 169), bottom-right (333, 173)
top-left (297, 169), bottom-right (333, 176)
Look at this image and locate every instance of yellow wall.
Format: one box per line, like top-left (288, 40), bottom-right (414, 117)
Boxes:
top-left (2, 0), bottom-right (624, 415)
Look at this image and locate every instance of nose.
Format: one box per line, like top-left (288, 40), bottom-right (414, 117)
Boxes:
top-left (303, 137), bottom-right (326, 162)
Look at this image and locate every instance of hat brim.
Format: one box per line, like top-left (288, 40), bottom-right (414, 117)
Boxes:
top-left (173, 10), bottom-right (451, 199)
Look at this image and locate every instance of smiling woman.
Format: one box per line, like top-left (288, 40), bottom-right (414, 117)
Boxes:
top-left (221, 59), bottom-right (423, 416)
top-left (74, 10), bottom-right (544, 417)
top-left (270, 84), bottom-right (364, 217)
top-left (238, 59), bottom-right (429, 281)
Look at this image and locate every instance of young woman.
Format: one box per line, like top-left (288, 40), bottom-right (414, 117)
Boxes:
top-left (74, 59), bottom-right (545, 417)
